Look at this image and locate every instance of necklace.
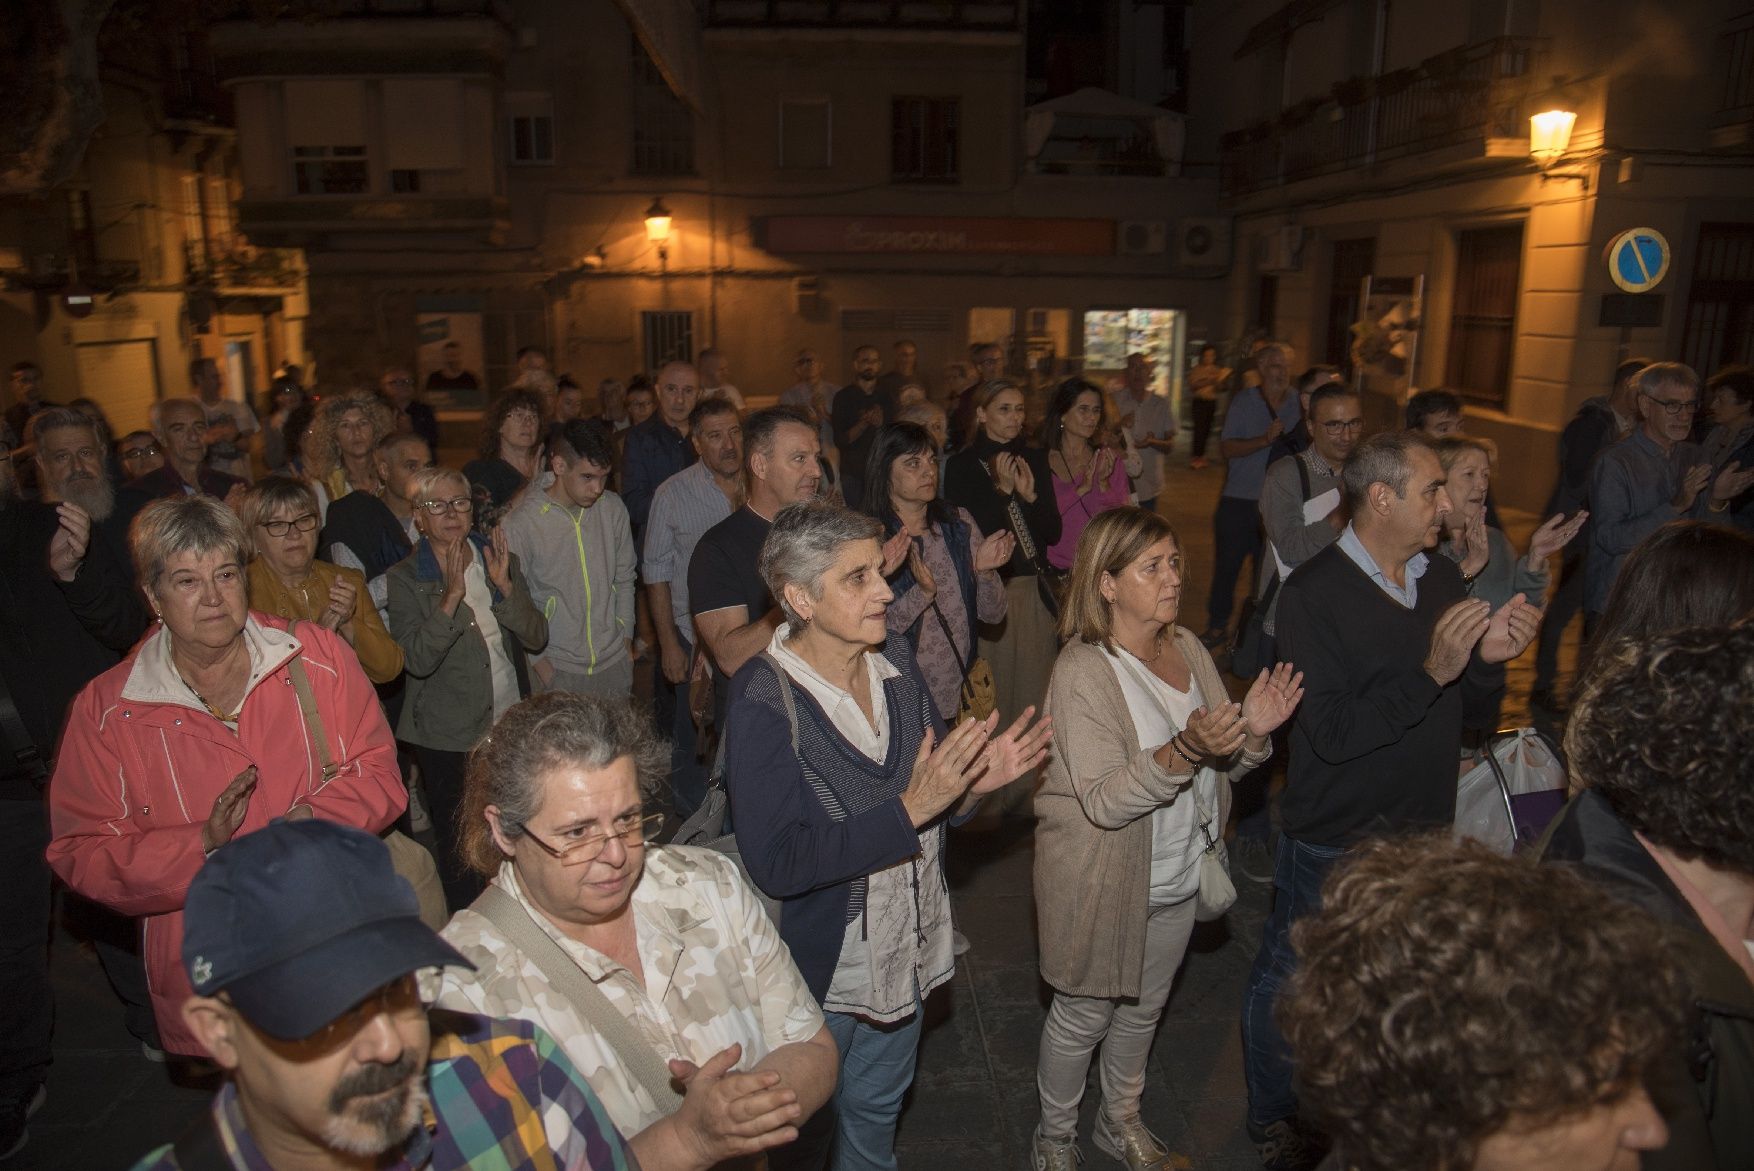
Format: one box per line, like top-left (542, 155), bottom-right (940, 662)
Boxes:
top-left (173, 659), bottom-right (243, 723)
top-left (1123, 630), bottom-right (1166, 663)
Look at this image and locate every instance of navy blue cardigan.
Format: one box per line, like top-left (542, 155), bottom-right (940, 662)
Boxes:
top-left (723, 633), bottom-right (949, 1001)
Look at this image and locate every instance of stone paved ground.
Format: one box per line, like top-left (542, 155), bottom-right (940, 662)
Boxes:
top-left (13, 435), bottom-right (1577, 1170)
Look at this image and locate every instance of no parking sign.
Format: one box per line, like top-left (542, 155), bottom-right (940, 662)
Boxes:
top-left (1606, 228), bottom-right (1670, 293)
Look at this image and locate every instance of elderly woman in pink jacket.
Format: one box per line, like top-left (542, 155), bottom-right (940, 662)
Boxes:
top-left (47, 496), bottom-right (404, 1056)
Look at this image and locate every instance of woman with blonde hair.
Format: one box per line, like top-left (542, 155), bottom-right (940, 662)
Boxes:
top-left (1031, 506), bottom-right (1301, 1171)
top-left (303, 391), bottom-right (396, 517)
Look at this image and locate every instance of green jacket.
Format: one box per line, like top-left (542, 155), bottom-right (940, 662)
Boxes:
top-left (387, 538), bottom-right (548, 752)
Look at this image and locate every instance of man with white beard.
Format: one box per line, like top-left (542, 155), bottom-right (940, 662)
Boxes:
top-left (29, 408), bottom-right (151, 610)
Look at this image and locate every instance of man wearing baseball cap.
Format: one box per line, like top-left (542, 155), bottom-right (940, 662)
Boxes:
top-left (127, 819), bottom-right (637, 1170)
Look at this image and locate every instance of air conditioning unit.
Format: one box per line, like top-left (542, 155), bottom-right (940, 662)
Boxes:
top-left (1255, 225), bottom-right (1306, 273)
top-left (792, 275), bottom-right (820, 315)
top-left (1175, 217), bottom-right (1232, 270)
top-left (1118, 220), bottom-right (1168, 256)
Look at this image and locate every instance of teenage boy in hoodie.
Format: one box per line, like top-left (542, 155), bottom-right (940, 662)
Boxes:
top-left (502, 419), bottom-right (637, 696)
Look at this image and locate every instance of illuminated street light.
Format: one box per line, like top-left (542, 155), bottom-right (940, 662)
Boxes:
top-left (644, 196), bottom-right (673, 262)
top-left (1529, 109), bottom-right (1577, 166)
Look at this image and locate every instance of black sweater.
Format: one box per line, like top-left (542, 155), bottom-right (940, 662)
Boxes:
top-left (1276, 541), bottom-right (1467, 847)
top-left (943, 435), bottom-right (1061, 578)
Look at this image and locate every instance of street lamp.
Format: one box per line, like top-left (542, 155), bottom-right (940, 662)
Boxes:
top-left (644, 197), bottom-right (673, 263)
top-left (1528, 109), bottom-right (1577, 166)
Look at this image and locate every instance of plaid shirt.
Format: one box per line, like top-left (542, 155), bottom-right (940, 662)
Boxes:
top-left (129, 1010), bottom-right (636, 1171)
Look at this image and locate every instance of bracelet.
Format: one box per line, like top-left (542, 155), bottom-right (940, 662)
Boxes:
top-left (1168, 735), bottom-right (1201, 769)
top-left (1709, 498), bottom-right (1730, 513)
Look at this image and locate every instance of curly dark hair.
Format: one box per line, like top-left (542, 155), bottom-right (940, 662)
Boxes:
top-left (476, 387), bottom-right (548, 460)
top-left (458, 692), bottom-right (671, 878)
top-left (1567, 624), bottom-right (1754, 872)
top-left (1282, 836), bottom-right (1685, 1171)
top-left (1584, 521), bottom-right (1754, 678)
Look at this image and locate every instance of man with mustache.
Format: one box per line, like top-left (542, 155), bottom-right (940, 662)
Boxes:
top-left (127, 818), bottom-right (643, 1171)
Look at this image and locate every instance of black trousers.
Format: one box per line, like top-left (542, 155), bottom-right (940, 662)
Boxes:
top-left (412, 746), bottom-right (485, 913)
top-left (0, 794), bottom-right (51, 1105)
top-left (1191, 397), bottom-right (1218, 459)
top-left (1207, 495), bottom-right (1263, 632)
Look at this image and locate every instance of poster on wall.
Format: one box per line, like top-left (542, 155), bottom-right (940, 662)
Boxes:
top-left (1351, 276), bottom-right (1423, 426)
top-left (415, 296), bottom-right (488, 413)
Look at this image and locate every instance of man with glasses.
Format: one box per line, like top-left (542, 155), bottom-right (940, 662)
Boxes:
top-left (127, 818), bottom-right (639, 1171)
top-left (129, 397), bottom-right (247, 503)
top-left (435, 691), bottom-right (837, 1171)
top-left (381, 365), bottom-right (440, 452)
top-left (1584, 362), bottom-right (1754, 624)
top-left (118, 430), bottom-right (165, 481)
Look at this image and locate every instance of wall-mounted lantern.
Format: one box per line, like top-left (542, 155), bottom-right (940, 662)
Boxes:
top-left (644, 197), bottom-right (673, 263)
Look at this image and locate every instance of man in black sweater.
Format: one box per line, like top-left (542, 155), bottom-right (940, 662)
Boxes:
top-left (830, 344), bottom-right (892, 509)
top-left (1238, 432), bottom-right (1541, 1171)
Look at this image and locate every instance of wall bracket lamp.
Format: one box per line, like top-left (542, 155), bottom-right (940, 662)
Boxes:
top-left (644, 197), bottom-right (673, 264)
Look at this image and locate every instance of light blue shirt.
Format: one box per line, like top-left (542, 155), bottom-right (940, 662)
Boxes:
top-left (1337, 523), bottom-right (1427, 609)
top-left (643, 461), bottom-right (735, 643)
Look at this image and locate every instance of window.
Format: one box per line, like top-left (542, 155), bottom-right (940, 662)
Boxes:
top-left (779, 99), bottom-right (832, 169)
top-left (891, 97), bottom-right (959, 183)
top-left (508, 93), bottom-right (555, 165)
top-left (641, 310), bottom-right (694, 373)
top-left (1444, 224), bottom-right (1524, 407)
top-left (1681, 222), bottom-right (1754, 373)
top-left (206, 177), bottom-right (233, 253)
top-left (631, 42), bottom-right (694, 176)
top-left (293, 146), bottom-right (368, 195)
top-left (390, 169), bottom-right (422, 193)
top-left (1324, 238), bottom-right (1376, 373)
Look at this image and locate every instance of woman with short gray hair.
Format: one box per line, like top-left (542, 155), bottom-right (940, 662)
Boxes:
top-left (725, 498), bottom-right (1054, 1170)
top-left (48, 494), bottom-right (404, 1056)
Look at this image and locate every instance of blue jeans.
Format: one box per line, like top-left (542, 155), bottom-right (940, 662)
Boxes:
top-left (822, 1003), bottom-right (924, 1171)
top-left (1241, 835), bottom-right (1350, 1130)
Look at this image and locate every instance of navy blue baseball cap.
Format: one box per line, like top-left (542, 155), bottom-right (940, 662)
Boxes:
top-left (182, 819), bottom-right (472, 1041)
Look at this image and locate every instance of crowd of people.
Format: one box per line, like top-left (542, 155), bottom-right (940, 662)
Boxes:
top-left (0, 336), bottom-right (1749, 1171)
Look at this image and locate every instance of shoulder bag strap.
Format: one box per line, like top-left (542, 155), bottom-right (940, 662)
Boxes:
top-left (469, 884), bottom-right (685, 1112)
top-left (977, 458), bottom-right (1049, 571)
top-left (283, 622), bottom-right (338, 783)
top-left (756, 651), bottom-right (801, 753)
top-left (1295, 450), bottom-right (1312, 501)
top-left (170, 1105), bottom-right (234, 1171)
top-left (926, 600), bottom-right (973, 682)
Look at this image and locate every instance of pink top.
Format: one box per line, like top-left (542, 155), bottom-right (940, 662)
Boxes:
top-left (1049, 455), bottom-right (1132, 569)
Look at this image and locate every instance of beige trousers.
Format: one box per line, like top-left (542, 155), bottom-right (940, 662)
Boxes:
top-left (1035, 898), bottom-right (1199, 1138)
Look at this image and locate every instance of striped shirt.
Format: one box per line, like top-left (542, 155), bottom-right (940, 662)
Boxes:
top-left (643, 461), bottom-right (735, 644)
top-left (127, 1010), bottom-right (634, 1171)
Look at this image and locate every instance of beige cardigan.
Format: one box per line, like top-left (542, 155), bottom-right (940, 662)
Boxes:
top-left (1033, 628), bottom-right (1272, 999)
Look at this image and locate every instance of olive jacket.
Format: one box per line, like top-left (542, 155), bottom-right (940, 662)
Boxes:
top-left (386, 537), bottom-right (547, 752)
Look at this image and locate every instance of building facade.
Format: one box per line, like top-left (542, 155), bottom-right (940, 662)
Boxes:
top-left (0, 19), bottom-right (307, 438)
top-left (209, 0), bottom-right (1223, 422)
top-left (1195, 0), bottom-right (1754, 510)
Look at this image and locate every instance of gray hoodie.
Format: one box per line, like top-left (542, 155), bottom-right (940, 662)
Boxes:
top-left (501, 473), bottom-right (636, 677)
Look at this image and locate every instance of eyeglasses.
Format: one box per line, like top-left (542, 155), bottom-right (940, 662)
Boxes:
top-left (1319, 419), bottom-right (1366, 434)
top-left (259, 513), bottom-right (319, 537)
top-left (1641, 392), bottom-right (1699, 416)
top-left (121, 445), bottom-right (160, 460)
top-left (521, 811), bottom-right (664, 866)
top-left (417, 496), bottom-right (474, 515)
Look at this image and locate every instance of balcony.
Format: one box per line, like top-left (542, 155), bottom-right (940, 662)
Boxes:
top-left (1221, 37), bottom-right (1546, 198)
top-left (705, 1), bottom-right (1020, 29)
top-left (234, 196), bottom-right (510, 248)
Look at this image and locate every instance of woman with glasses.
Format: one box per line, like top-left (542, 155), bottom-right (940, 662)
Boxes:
top-left (241, 476), bottom-right (404, 685)
top-left (434, 691), bottom-right (839, 1170)
top-left (388, 467), bottom-right (547, 909)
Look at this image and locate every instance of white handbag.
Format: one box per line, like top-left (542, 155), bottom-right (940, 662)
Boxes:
top-left (1192, 792), bottom-right (1237, 922)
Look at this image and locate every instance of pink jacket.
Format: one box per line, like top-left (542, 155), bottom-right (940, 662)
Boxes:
top-left (46, 614), bottom-right (405, 1054)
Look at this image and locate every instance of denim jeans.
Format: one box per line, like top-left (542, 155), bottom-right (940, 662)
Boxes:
top-left (1241, 835), bottom-right (1350, 1130)
top-left (1207, 495), bottom-right (1263, 632)
top-left (822, 1002), bottom-right (924, 1171)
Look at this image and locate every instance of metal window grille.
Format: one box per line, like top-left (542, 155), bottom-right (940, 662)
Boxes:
top-left (292, 146), bottom-right (368, 195)
top-left (1682, 222), bottom-right (1754, 374)
top-left (891, 97), bottom-right (959, 183)
top-left (1444, 224), bottom-right (1524, 407)
top-left (631, 43), bottom-right (695, 176)
top-left (641, 311), bottom-right (694, 374)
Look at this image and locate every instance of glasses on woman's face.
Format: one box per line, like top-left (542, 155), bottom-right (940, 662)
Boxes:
top-left (417, 496), bottom-right (474, 516)
top-left (521, 811), bottom-right (664, 866)
top-left (259, 513), bottom-right (319, 537)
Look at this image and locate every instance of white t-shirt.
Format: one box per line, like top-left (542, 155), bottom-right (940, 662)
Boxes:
top-left (1114, 390), bottom-right (1175, 502)
top-left (462, 547), bottom-right (520, 720)
top-left (1104, 645), bottom-right (1215, 905)
top-left (702, 384), bottom-right (746, 410)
